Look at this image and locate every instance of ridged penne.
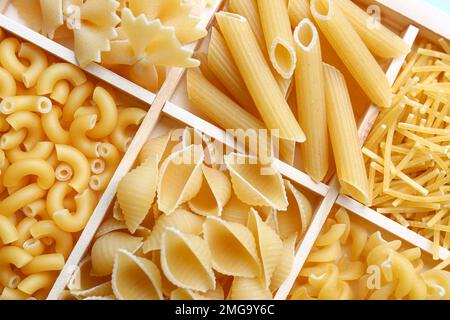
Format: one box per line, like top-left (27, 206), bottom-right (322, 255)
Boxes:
top-left (216, 12), bottom-right (305, 142)
top-left (311, 0), bottom-right (392, 108)
top-left (293, 19), bottom-right (329, 182)
top-left (323, 64), bottom-right (370, 205)
top-left (258, 0), bottom-right (296, 79)
top-left (335, 0), bottom-right (409, 58)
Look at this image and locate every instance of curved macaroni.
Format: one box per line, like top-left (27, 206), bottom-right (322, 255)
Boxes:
top-left (89, 143), bottom-right (120, 191)
top-left (6, 141), bottom-right (54, 162)
top-left (55, 144), bottom-right (91, 193)
top-left (110, 107), bottom-right (146, 152)
top-left (0, 67), bottom-right (16, 98)
top-left (3, 159), bottom-right (55, 190)
top-left (6, 111), bottom-right (45, 150)
top-left (87, 86), bottom-right (118, 139)
top-left (0, 215), bottom-right (19, 245)
top-left (0, 38), bottom-right (27, 82)
top-left (20, 253), bottom-right (65, 275)
top-left (62, 81), bottom-right (94, 122)
top-left (0, 246), bottom-right (33, 288)
top-left (36, 63), bottom-right (87, 95)
top-left (50, 80), bottom-right (70, 104)
top-left (0, 183), bottom-right (46, 216)
top-left (30, 220), bottom-right (73, 258)
top-left (18, 42), bottom-right (48, 88)
top-left (0, 95), bottom-right (52, 114)
top-left (41, 106), bottom-right (71, 144)
top-left (69, 114), bottom-right (102, 158)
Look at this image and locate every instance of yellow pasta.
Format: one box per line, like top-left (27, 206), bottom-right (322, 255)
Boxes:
top-left (117, 156), bottom-right (158, 233)
top-left (18, 272), bottom-right (56, 295)
top-left (0, 215), bottom-right (19, 245)
top-left (55, 144), bottom-right (90, 193)
top-left (248, 209), bottom-right (283, 288)
top-left (87, 86), bottom-right (119, 139)
top-left (41, 107), bottom-right (70, 145)
top-left (203, 217), bottom-right (261, 277)
top-left (91, 231), bottom-right (143, 276)
top-left (112, 249), bottom-right (163, 300)
top-left (311, 0), bottom-right (392, 108)
top-left (216, 12), bottom-right (305, 142)
top-left (3, 159), bottom-right (55, 190)
top-left (89, 143), bottom-right (120, 191)
top-left (224, 153), bottom-right (288, 210)
top-left (143, 209), bottom-right (204, 253)
top-left (258, 0), bottom-right (296, 79)
top-left (20, 253), bottom-right (65, 275)
top-left (335, 0), bottom-right (409, 58)
top-left (323, 63), bottom-right (370, 205)
top-left (36, 63), bottom-right (87, 95)
top-left (229, 277), bottom-right (272, 300)
top-left (0, 38), bottom-right (27, 82)
top-left (0, 67), bottom-right (17, 98)
top-left (161, 227), bottom-right (215, 292)
top-left (18, 42), bottom-right (48, 88)
top-left (157, 145), bottom-right (204, 215)
top-left (0, 95), bottom-right (52, 114)
top-left (188, 165), bottom-right (232, 217)
top-left (30, 220), bottom-right (73, 259)
top-left (288, 0), bottom-right (313, 26)
top-left (69, 114), bottom-right (102, 158)
top-left (62, 81), bottom-right (94, 122)
top-left (0, 183), bottom-right (47, 216)
top-left (293, 18), bottom-right (329, 182)
top-left (110, 107), bottom-right (146, 152)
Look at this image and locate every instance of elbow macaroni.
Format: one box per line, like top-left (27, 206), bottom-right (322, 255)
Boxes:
top-left (0, 33), bottom-right (136, 299)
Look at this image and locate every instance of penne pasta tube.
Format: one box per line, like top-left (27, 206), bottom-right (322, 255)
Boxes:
top-left (288, 0), bottom-right (313, 27)
top-left (323, 63), bottom-right (370, 205)
top-left (207, 28), bottom-right (259, 116)
top-left (216, 12), bottom-right (305, 143)
top-left (187, 69), bottom-right (293, 163)
top-left (311, 0), bottom-right (392, 108)
top-left (293, 19), bottom-right (329, 182)
top-left (227, 0), bottom-right (292, 96)
top-left (258, 0), bottom-right (297, 79)
top-left (335, 0), bottom-right (409, 58)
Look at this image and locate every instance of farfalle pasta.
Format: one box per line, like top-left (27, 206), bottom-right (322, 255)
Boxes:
top-left (64, 129), bottom-right (315, 300)
top-left (11, 0), bottom-right (211, 91)
top-left (0, 31), bottom-right (148, 300)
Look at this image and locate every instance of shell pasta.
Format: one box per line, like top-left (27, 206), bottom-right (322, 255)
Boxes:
top-left (0, 30), bottom-right (147, 300)
top-left (65, 130), bottom-right (316, 300)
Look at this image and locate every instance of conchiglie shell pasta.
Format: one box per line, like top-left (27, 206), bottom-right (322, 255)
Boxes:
top-left (188, 165), bottom-right (232, 217)
top-left (247, 209), bottom-right (283, 288)
top-left (224, 153), bottom-right (288, 210)
top-left (157, 145), bottom-right (204, 215)
top-left (221, 193), bottom-right (252, 225)
top-left (70, 282), bottom-right (113, 300)
top-left (203, 217), bottom-right (261, 277)
top-left (229, 277), bottom-right (272, 300)
top-left (143, 209), bottom-right (204, 253)
top-left (95, 218), bottom-right (128, 239)
top-left (112, 249), bottom-right (163, 300)
top-left (270, 234), bottom-right (297, 291)
top-left (170, 284), bottom-right (225, 300)
top-left (277, 180), bottom-right (313, 239)
top-left (137, 131), bottom-right (173, 165)
top-left (67, 256), bottom-right (110, 292)
top-left (117, 156), bottom-right (158, 233)
top-left (161, 227), bottom-right (215, 292)
top-left (91, 231), bottom-right (143, 276)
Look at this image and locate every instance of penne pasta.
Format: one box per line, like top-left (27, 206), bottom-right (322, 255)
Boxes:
top-left (335, 0), bottom-right (409, 58)
top-left (216, 12), bottom-right (305, 142)
top-left (323, 63), bottom-right (370, 204)
top-left (257, 0), bottom-right (297, 79)
top-left (311, 0), bottom-right (392, 108)
top-left (293, 19), bottom-right (329, 182)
